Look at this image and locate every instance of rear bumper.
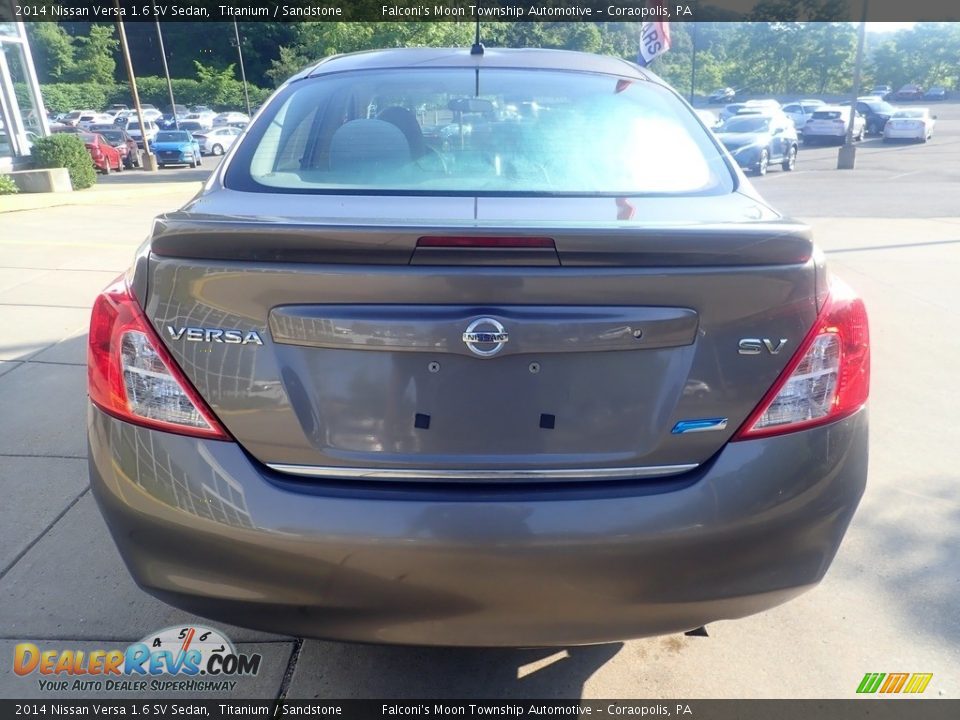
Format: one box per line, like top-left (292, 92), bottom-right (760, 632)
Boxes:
top-left (884, 128), bottom-right (924, 139)
top-left (89, 404), bottom-right (868, 646)
top-left (803, 129), bottom-right (846, 139)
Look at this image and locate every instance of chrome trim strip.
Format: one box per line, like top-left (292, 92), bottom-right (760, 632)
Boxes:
top-left (266, 462), bottom-right (699, 482)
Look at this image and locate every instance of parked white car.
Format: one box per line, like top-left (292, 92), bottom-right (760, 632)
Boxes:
top-left (213, 112), bottom-right (250, 127)
top-left (194, 125), bottom-right (242, 155)
top-left (782, 101), bottom-right (825, 130)
top-left (883, 108), bottom-right (936, 142)
top-left (61, 110), bottom-right (99, 127)
top-left (126, 120), bottom-right (159, 148)
top-left (742, 99), bottom-right (782, 112)
top-left (184, 111), bottom-right (217, 129)
top-left (802, 106), bottom-right (865, 144)
top-left (115, 109), bottom-right (163, 126)
top-left (77, 112), bottom-right (114, 129)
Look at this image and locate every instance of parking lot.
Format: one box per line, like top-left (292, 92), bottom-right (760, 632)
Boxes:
top-left (1, 104), bottom-right (957, 700)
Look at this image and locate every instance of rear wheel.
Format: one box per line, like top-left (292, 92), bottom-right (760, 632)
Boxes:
top-left (782, 145), bottom-right (797, 171)
top-left (755, 149), bottom-right (769, 176)
top-left (212, 144), bottom-right (224, 156)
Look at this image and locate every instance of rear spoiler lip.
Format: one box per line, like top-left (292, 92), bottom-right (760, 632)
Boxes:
top-left (149, 216), bottom-right (813, 267)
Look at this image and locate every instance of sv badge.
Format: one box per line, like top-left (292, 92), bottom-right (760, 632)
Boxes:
top-left (738, 338), bottom-right (788, 355)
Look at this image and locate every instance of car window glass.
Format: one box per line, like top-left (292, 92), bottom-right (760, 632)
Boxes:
top-left (235, 68), bottom-right (733, 196)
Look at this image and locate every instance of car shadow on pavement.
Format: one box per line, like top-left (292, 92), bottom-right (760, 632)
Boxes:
top-left (841, 489), bottom-right (960, 650)
top-left (291, 641), bottom-right (624, 699)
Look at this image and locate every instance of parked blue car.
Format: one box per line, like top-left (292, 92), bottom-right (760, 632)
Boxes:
top-left (152, 130), bottom-right (202, 168)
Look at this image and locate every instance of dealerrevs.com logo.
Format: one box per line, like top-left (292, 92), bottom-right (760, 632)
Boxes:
top-left (13, 625), bottom-right (262, 693)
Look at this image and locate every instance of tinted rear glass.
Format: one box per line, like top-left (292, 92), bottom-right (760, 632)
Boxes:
top-left (226, 68), bottom-right (734, 196)
top-left (721, 117), bottom-right (770, 133)
top-left (812, 111), bottom-right (843, 120)
top-left (156, 131), bottom-right (190, 142)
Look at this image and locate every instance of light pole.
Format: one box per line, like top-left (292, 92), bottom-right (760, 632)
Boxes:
top-left (232, 21), bottom-right (252, 116)
top-left (154, 11), bottom-right (179, 130)
top-left (689, 23), bottom-right (698, 104)
top-left (838, 0), bottom-right (869, 169)
top-left (114, 2), bottom-right (157, 171)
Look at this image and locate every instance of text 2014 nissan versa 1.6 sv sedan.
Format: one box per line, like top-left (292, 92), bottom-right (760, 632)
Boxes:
top-left (88, 48), bottom-right (870, 647)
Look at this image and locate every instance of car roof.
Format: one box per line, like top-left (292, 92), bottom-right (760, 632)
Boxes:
top-left (297, 47), bottom-right (651, 82)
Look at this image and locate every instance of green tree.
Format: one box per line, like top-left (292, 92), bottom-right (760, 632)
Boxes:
top-left (67, 24), bottom-right (117, 85)
top-left (26, 23), bottom-right (75, 81)
top-left (194, 61), bottom-right (241, 106)
top-left (266, 45), bottom-right (313, 87)
top-left (806, 23), bottom-right (857, 93)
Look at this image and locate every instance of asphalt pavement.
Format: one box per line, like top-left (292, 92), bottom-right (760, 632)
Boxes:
top-left (0, 106), bottom-right (957, 700)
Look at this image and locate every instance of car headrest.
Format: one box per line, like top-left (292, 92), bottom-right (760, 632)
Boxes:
top-left (328, 119), bottom-right (411, 173)
top-left (377, 106), bottom-right (427, 158)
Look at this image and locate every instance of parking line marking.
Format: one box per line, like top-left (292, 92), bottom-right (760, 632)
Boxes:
top-left (888, 170), bottom-right (922, 180)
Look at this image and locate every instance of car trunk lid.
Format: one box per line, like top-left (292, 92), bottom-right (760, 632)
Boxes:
top-left (144, 193), bottom-right (818, 482)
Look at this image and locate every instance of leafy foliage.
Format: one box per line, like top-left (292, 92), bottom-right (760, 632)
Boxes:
top-left (868, 23), bottom-right (960, 90)
top-left (69, 25), bottom-right (118, 85)
top-left (30, 134), bottom-right (97, 191)
top-left (23, 20), bottom-right (960, 108)
top-left (32, 82), bottom-right (112, 114)
top-left (0, 175), bottom-right (20, 195)
top-left (27, 23), bottom-right (75, 80)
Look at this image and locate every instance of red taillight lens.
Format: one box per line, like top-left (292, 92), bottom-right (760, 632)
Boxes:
top-left (88, 277), bottom-right (229, 440)
top-left (733, 277), bottom-right (869, 440)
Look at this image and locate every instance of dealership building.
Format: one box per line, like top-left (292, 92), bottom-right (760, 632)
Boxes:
top-left (0, 19), bottom-right (49, 172)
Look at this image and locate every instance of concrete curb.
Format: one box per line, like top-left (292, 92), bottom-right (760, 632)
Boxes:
top-left (0, 181), bottom-right (201, 214)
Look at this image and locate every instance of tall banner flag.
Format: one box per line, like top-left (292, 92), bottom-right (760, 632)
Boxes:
top-left (637, 5), bottom-right (672, 67)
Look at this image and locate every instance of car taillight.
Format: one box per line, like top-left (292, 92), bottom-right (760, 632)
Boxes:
top-left (88, 277), bottom-right (229, 440)
top-left (733, 276), bottom-right (869, 440)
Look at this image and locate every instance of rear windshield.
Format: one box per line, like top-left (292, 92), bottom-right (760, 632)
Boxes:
top-left (721, 117), bottom-right (770, 133)
top-left (812, 111), bottom-right (843, 120)
top-left (225, 68), bottom-right (734, 196)
top-left (893, 110), bottom-right (925, 118)
top-left (97, 130), bottom-right (123, 143)
top-left (157, 131), bottom-right (190, 142)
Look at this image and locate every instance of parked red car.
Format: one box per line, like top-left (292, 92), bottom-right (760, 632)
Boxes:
top-left (79, 132), bottom-right (124, 174)
top-left (89, 124), bottom-right (141, 168)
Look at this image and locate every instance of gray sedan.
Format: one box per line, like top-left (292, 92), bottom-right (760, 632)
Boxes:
top-left (88, 47), bottom-right (870, 647)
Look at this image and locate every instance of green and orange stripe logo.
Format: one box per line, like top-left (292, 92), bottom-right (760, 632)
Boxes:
top-left (857, 672), bottom-right (933, 694)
